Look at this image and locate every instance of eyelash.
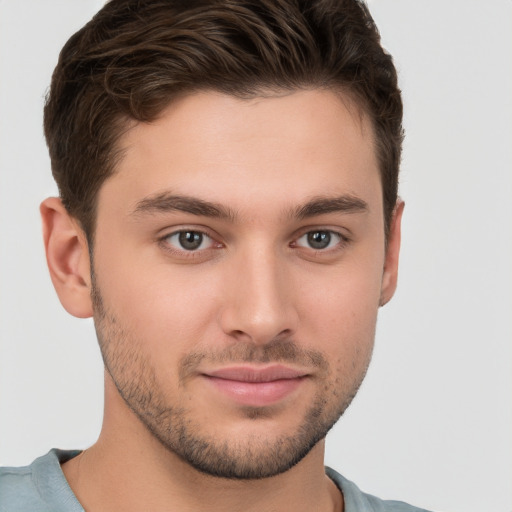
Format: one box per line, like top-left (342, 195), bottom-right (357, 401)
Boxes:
top-left (158, 229), bottom-right (221, 258)
top-left (292, 230), bottom-right (349, 252)
top-left (158, 227), bottom-right (350, 259)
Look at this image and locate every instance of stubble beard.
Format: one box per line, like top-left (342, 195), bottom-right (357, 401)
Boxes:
top-left (91, 278), bottom-right (372, 480)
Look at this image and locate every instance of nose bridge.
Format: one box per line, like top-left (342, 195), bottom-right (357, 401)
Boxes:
top-left (220, 241), bottom-right (297, 343)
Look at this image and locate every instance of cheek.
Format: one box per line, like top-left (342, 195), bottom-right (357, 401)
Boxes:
top-left (93, 246), bottom-right (224, 358)
top-left (297, 259), bottom-right (382, 358)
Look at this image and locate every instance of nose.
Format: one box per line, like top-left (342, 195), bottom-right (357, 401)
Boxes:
top-left (219, 245), bottom-right (299, 345)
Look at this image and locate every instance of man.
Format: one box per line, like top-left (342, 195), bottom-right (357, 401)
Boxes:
top-left (0, 1), bottom-right (430, 510)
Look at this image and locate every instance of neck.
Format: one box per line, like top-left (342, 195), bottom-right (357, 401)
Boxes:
top-left (62, 375), bottom-right (343, 512)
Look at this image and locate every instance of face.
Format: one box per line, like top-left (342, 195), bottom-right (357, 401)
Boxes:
top-left (90, 89), bottom-right (394, 479)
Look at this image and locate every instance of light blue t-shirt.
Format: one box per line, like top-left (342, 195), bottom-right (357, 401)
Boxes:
top-left (0, 450), bottom-right (432, 511)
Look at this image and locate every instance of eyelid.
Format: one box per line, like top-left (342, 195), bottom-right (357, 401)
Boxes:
top-left (166, 231), bottom-right (214, 250)
top-left (290, 227), bottom-right (351, 253)
top-left (295, 231), bottom-right (341, 249)
top-left (157, 224), bottom-right (221, 242)
top-left (156, 225), bottom-right (351, 261)
top-left (158, 226), bottom-right (224, 257)
top-left (292, 225), bottom-right (350, 241)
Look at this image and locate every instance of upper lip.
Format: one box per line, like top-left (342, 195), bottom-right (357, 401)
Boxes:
top-left (203, 365), bottom-right (308, 383)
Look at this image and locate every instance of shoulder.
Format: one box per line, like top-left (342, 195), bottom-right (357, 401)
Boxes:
top-left (326, 467), bottom-right (433, 512)
top-left (0, 463), bottom-right (41, 512)
top-left (0, 450), bottom-right (83, 512)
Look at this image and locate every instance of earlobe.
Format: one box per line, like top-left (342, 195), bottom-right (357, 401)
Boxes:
top-left (40, 197), bottom-right (94, 318)
top-left (380, 200), bottom-right (405, 307)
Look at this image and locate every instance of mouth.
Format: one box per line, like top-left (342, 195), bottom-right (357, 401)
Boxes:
top-left (201, 365), bottom-right (309, 407)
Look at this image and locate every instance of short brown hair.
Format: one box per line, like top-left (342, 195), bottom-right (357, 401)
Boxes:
top-left (44, 0), bottom-right (403, 241)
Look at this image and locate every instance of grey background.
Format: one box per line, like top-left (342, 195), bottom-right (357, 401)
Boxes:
top-left (1, 1), bottom-right (511, 511)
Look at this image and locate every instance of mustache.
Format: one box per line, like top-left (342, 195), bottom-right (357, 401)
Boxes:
top-left (179, 338), bottom-right (329, 382)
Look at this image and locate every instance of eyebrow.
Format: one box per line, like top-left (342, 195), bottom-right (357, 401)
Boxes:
top-left (132, 192), bottom-right (236, 220)
top-left (293, 195), bottom-right (368, 219)
top-left (131, 192), bottom-right (368, 221)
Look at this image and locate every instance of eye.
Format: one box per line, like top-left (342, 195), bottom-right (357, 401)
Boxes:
top-left (295, 230), bottom-right (342, 250)
top-left (165, 230), bottom-right (214, 251)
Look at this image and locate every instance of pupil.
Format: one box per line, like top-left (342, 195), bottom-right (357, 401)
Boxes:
top-left (308, 231), bottom-right (330, 249)
top-left (179, 231), bottom-right (202, 250)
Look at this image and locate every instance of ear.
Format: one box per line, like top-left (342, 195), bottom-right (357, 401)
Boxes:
top-left (380, 200), bottom-right (405, 307)
top-left (40, 197), bottom-right (93, 318)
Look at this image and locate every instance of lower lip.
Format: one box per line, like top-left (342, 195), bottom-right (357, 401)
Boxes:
top-left (204, 376), bottom-right (305, 407)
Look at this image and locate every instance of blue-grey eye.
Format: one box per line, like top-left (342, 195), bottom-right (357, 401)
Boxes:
top-left (166, 231), bottom-right (212, 251)
top-left (296, 230), bottom-right (341, 250)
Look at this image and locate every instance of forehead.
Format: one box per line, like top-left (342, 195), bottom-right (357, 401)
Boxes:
top-left (100, 89), bottom-right (381, 217)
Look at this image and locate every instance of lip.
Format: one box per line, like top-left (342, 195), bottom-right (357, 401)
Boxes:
top-left (206, 365), bottom-right (307, 382)
top-left (202, 365), bottom-right (308, 407)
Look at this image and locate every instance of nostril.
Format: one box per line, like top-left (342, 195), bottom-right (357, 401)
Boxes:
top-left (276, 328), bottom-right (293, 339)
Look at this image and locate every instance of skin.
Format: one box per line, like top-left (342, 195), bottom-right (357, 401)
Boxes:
top-left (41, 89), bottom-right (403, 512)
